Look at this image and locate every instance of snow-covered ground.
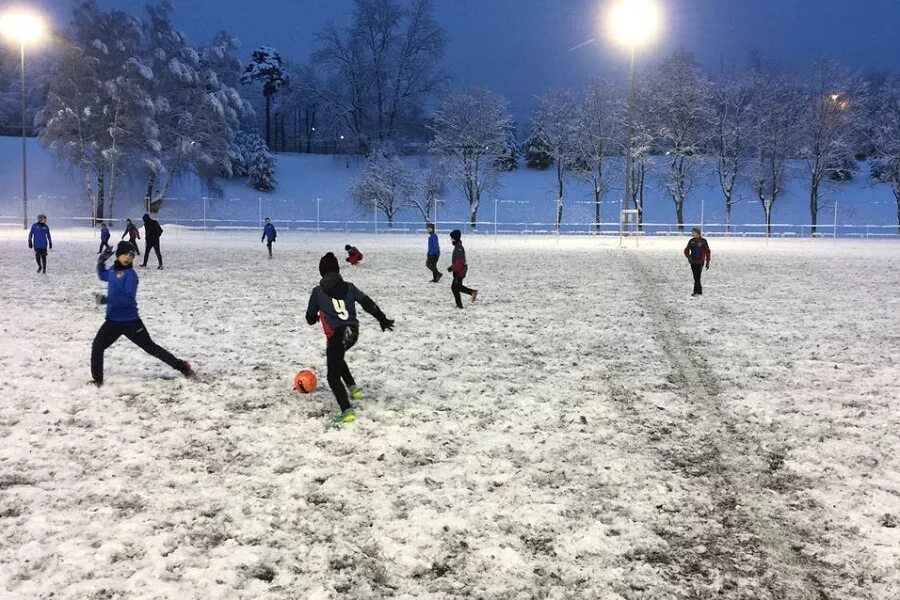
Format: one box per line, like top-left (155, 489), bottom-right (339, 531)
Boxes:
top-left (1, 230), bottom-right (898, 599)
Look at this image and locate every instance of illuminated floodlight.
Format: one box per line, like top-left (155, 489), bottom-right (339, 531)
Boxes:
top-left (606, 0), bottom-right (661, 48)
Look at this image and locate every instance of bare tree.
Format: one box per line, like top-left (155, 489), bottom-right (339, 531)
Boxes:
top-left (429, 88), bottom-right (512, 228)
top-left (711, 75), bottom-right (752, 232)
top-left (531, 89), bottom-right (581, 229)
top-left (798, 61), bottom-right (861, 234)
top-left (870, 76), bottom-right (900, 234)
top-left (649, 50), bottom-right (712, 231)
top-left (574, 80), bottom-right (624, 232)
top-left (313, 0), bottom-right (446, 153)
top-left (407, 159), bottom-right (447, 223)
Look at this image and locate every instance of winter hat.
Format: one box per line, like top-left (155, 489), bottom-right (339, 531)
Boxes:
top-left (142, 213), bottom-right (150, 220)
top-left (345, 244), bottom-right (352, 251)
top-left (116, 241), bottom-right (136, 256)
top-left (319, 252), bottom-right (340, 276)
top-left (449, 229), bottom-right (461, 241)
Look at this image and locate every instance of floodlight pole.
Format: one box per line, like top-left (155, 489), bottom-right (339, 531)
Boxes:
top-left (621, 45), bottom-right (636, 245)
top-left (20, 42), bottom-right (28, 229)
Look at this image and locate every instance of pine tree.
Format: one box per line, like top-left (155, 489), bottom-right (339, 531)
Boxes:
top-left (241, 46), bottom-right (288, 149)
top-left (238, 132), bottom-right (277, 191)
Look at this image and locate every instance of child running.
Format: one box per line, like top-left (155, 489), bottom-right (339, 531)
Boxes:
top-left (447, 229), bottom-right (477, 308)
top-left (261, 218), bottom-right (277, 258)
top-left (305, 252), bottom-right (393, 424)
top-left (344, 244), bottom-right (363, 265)
top-left (425, 223), bottom-right (442, 282)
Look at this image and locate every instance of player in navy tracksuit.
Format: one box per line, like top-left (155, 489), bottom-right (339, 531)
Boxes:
top-left (306, 252), bottom-right (394, 423)
top-left (28, 214), bottom-right (52, 274)
top-left (448, 229), bottom-right (477, 308)
top-left (684, 227), bottom-right (711, 296)
top-left (261, 218), bottom-right (277, 258)
top-left (91, 241), bottom-right (194, 386)
top-left (98, 223), bottom-right (112, 254)
top-left (425, 223), bottom-right (441, 282)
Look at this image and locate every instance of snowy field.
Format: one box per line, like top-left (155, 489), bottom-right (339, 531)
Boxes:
top-left (1, 230), bottom-right (899, 600)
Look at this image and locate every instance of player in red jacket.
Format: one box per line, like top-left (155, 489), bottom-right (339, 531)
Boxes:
top-left (344, 244), bottom-right (363, 265)
top-left (447, 229), bottom-right (477, 308)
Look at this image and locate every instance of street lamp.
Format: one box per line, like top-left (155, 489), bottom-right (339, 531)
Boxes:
top-left (605, 0), bottom-right (660, 238)
top-left (1, 8), bottom-right (46, 229)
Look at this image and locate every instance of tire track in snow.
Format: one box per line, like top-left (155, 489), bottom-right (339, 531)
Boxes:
top-left (611, 251), bottom-right (862, 600)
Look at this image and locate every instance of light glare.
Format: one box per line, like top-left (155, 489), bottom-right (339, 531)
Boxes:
top-left (607, 0), bottom-right (661, 48)
top-left (0, 10), bottom-right (46, 44)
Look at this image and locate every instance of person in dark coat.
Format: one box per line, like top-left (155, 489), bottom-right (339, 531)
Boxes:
top-left (28, 214), bottom-right (52, 274)
top-left (122, 219), bottom-right (140, 255)
top-left (140, 213), bottom-right (163, 269)
top-left (261, 217), bottom-right (277, 258)
top-left (98, 222), bottom-right (112, 254)
top-left (447, 229), bottom-right (477, 308)
top-left (305, 252), bottom-right (394, 424)
top-left (344, 244), bottom-right (363, 265)
top-left (91, 241), bottom-right (193, 386)
top-left (683, 227), bottom-right (711, 296)
top-left (425, 223), bottom-right (441, 282)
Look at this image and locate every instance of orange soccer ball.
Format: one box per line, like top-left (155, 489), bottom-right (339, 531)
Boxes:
top-left (293, 369), bottom-right (317, 393)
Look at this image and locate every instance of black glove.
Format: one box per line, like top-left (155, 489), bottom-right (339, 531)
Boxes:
top-left (447, 266), bottom-right (453, 272)
top-left (705, 262), bottom-right (710, 270)
top-left (49, 244), bottom-right (53, 250)
top-left (379, 318), bottom-right (394, 332)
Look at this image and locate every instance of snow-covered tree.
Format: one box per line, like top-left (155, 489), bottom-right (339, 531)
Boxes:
top-left (312, 0), bottom-right (446, 153)
top-left (531, 89), bottom-right (581, 229)
top-left (348, 145), bottom-right (415, 226)
top-left (574, 80), bottom-right (624, 231)
top-left (648, 50), bottom-right (712, 231)
top-left (237, 132), bottom-right (276, 191)
top-left (523, 133), bottom-right (552, 169)
top-left (37, 0), bottom-right (154, 222)
top-left (797, 61), bottom-right (861, 234)
top-left (493, 124), bottom-right (520, 171)
top-left (748, 72), bottom-right (801, 235)
top-left (241, 46), bottom-right (288, 149)
top-left (870, 76), bottom-right (900, 234)
top-left (429, 88), bottom-right (512, 228)
top-left (711, 75), bottom-right (753, 232)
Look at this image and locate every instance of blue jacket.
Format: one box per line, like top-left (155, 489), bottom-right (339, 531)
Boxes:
top-left (28, 222), bottom-right (52, 249)
top-left (262, 222), bottom-right (277, 242)
top-left (100, 226), bottom-right (110, 242)
top-left (98, 261), bottom-right (139, 321)
top-left (427, 231), bottom-right (439, 257)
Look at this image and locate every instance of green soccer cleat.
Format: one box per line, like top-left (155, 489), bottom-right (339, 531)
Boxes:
top-left (349, 385), bottom-right (363, 400)
top-left (331, 408), bottom-right (356, 424)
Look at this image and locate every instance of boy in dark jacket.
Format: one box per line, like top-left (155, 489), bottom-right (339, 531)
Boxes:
top-left (122, 219), bottom-right (140, 255)
top-left (448, 229), bottom-right (477, 308)
top-left (261, 217), bottom-right (277, 258)
top-left (684, 227), bottom-right (711, 296)
top-left (426, 223), bottom-right (441, 282)
top-left (28, 214), bottom-right (52, 274)
top-left (140, 213), bottom-right (164, 269)
top-left (98, 222), bottom-right (112, 254)
top-left (344, 244), bottom-right (363, 265)
top-left (91, 241), bottom-right (193, 386)
top-left (306, 252), bottom-right (394, 424)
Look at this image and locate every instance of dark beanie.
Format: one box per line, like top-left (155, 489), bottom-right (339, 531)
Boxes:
top-left (450, 229), bottom-right (461, 240)
top-left (345, 244), bottom-right (352, 251)
top-left (319, 252), bottom-right (340, 276)
top-left (142, 213), bottom-right (150, 220)
top-left (116, 241), bottom-right (135, 256)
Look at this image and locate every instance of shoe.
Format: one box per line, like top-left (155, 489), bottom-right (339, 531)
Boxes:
top-left (691, 292), bottom-right (698, 297)
top-left (139, 264), bottom-right (146, 268)
top-left (435, 272), bottom-right (443, 283)
top-left (331, 408), bottom-right (356, 424)
top-left (471, 290), bottom-right (478, 303)
top-left (157, 265), bottom-right (163, 270)
top-left (37, 266), bottom-right (42, 273)
top-left (89, 379), bottom-right (103, 387)
top-left (349, 385), bottom-right (363, 401)
top-left (180, 361), bottom-right (195, 378)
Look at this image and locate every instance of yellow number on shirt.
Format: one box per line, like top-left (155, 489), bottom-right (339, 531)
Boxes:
top-left (332, 298), bottom-right (349, 320)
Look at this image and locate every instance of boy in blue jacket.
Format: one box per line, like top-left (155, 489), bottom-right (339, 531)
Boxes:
top-left (98, 222), bottom-right (112, 254)
top-left (261, 217), bottom-right (277, 258)
top-left (91, 241), bottom-right (194, 386)
top-left (27, 214), bottom-right (52, 274)
top-left (306, 252), bottom-right (394, 423)
top-left (425, 223), bottom-right (441, 282)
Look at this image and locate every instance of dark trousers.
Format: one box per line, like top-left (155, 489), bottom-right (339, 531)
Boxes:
top-left (426, 255), bottom-right (441, 281)
top-left (451, 276), bottom-right (474, 308)
top-left (326, 326), bottom-right (359, 412)
top-left (266, 240), bottom-right (273, 257)
top-left (126, 237), bottom-right (140, 254)
top-left (34, 249), bottom-right (47, 272)
top-left (691, 263), bottom-right (703, 295)
top-left (91, 319), bottom-right (183, 384)
top-left (98, 240), bottom-right (111, 253)
top-left (142, 239), bottom-right (162, 267)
